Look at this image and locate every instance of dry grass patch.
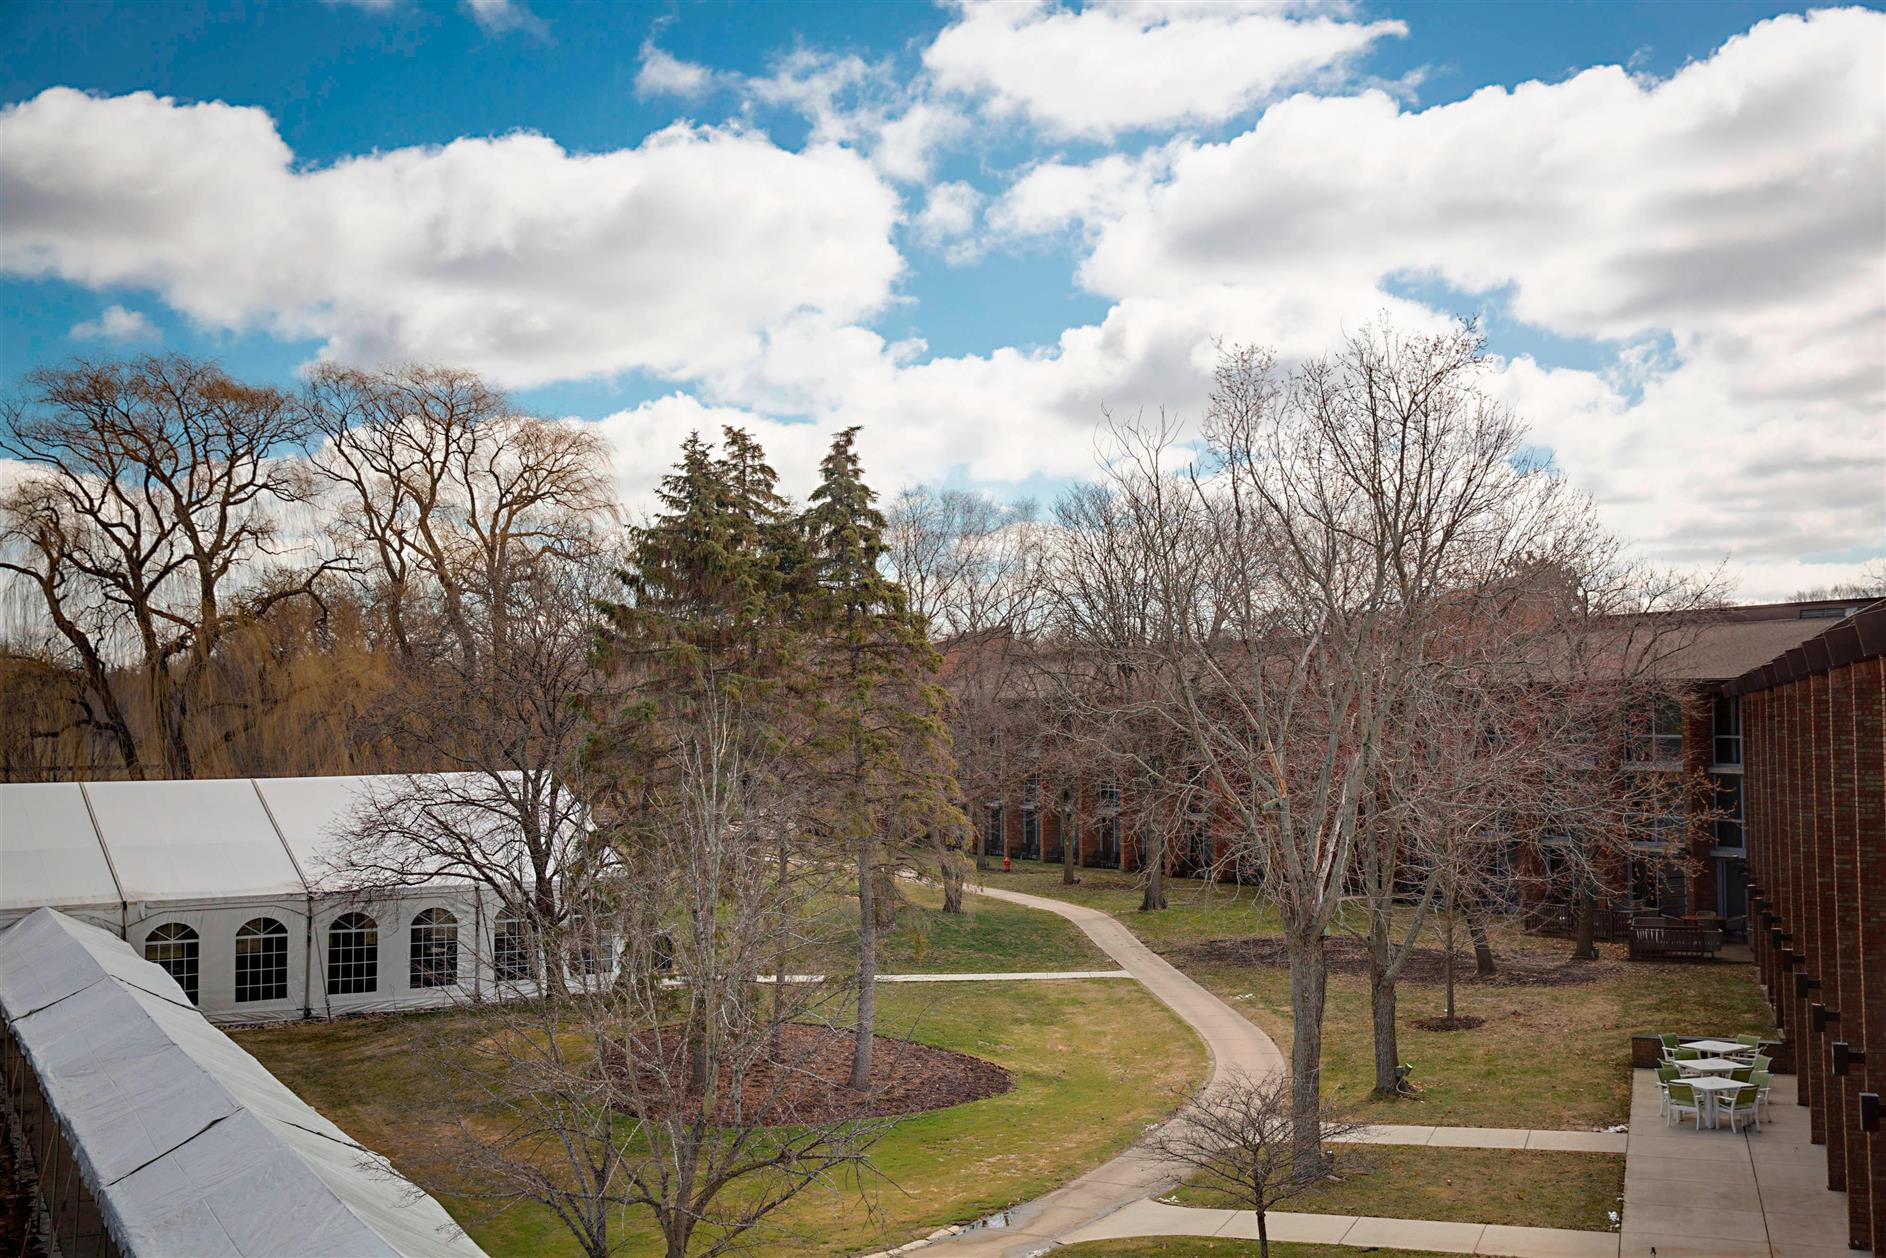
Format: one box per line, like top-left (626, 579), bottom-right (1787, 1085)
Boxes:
top-left (1170, 1145), bottom-right (1625, 1231)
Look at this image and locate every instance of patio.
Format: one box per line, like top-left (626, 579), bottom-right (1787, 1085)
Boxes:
top-left (1623, 1066), bottom-right (1866, 1257)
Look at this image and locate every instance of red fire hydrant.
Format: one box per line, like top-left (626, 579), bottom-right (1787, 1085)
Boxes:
top-left (1002, 855), bottom-right (1012, 872)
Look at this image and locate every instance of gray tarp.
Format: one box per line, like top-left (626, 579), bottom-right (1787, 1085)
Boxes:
top-left (0, 908), bottom-right (486, 1258)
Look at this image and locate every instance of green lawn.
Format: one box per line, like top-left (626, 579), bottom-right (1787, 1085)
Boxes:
top-left (239, 977), bottom-right (1205, 1257)
top-left (1061, 1243), bottom-right (1462, 1258)
top-left (807, 879), bottom-right (1110, 973)
top-left (982, 859), bottom-right (1771, 1129)
top-left (1170, 1145), bottom-right (1625, 1231)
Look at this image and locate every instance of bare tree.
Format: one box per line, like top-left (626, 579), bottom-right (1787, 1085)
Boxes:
top-left (438, 673), bottom-right (883, 1258)
top-left (1, 356), bottom-right (337, 778)
top-left (1149, 1070), bottom-right (1367, 1258)
top-left (886, 486), bottom-right (1042, 896)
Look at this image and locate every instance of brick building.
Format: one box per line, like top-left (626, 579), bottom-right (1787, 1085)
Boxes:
top-left (962, 599), bottom-right (1873, 907)
top-left (1735, 601), bottom-right (1885, 1253)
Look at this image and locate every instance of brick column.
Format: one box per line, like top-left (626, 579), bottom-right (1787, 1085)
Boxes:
top-left (1854, 656), bottom-right (1885, 1256)
top-left (1830, 662), bottom-right (1868, 1241)
top-left (1791, 678), bottom-right (1815, 1109)
top-left (1810, 671), bottom-right (1841, 1174)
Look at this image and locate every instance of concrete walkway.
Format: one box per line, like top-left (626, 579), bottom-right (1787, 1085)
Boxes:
top-left (894, 881), bottom-right (1647, 1258)
top-left (1061, 1199), bottom-right (1621, 1257)
top-left (1348, 1124), bottom-right (1627, 1154)
top-left (919, 880), bottom-right (1288, 1257)
top-left (1621, 1067), bottom-right (1869, 1257)
top-left (756, 970), bottom-right (1134, 984)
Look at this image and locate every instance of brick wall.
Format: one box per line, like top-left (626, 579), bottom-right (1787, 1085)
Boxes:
top-left (1739, 626), bottom-right (1884, 1252)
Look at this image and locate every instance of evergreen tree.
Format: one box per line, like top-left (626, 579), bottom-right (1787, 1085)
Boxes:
top-left (799, 428), bottom-right (962, 1090)
top-left (587, 429), bottom-right (802, 1095)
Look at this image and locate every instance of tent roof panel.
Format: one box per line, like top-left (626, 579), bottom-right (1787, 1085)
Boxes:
top-left (0, 783), bottom-right (119, 912)
top-left (81, 779), bottom-right (306, 901)
top-left (0, 909), bottom-right (484, 1258)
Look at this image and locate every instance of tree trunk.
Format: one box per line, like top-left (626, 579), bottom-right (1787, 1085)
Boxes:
top-left (1140, 815), bottom-right (1167, 911)
top-left (1061, 812), bottom-right (1077, 885)
top-left (1444, 892), bottom-right (1457, 1023)
top-left (1570, 885), bottom-right (1599, 961)
top-left (850, 840), bottom-right (877, 1091)
top-left (1368, 913), bottom-right (1399, 1097)
top-left (773, 830), bottom-right (790, 1048)
top-left (940, 839), bottom-right (964, 913)
top-left (1285, 932), bottom-right (1328, 1175)
top-left (1469, 911), bottom-right (1495, 977)
top-left (1256, 1206), bottom-right (1270, 1258)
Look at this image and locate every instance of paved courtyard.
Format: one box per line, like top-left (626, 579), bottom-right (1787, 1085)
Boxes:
top-left (1622, 1066), bottom-right (1866, 1258)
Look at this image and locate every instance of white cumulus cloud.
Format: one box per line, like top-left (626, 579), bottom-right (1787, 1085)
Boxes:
top-left (0, 88), bottom-right (904, 391)
top-left (68, 304), bottom-right (158, 343)
top-left (924, 0), bottom-right (1406, 139)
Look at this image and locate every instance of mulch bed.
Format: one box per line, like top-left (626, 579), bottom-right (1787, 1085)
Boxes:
top-left (600, 1023), bottom-right (1011, 1125)
top-left (1166, 935), bottom-right (1621, 989)
top-left (1410, 1014), bottom-right (1486, 1032)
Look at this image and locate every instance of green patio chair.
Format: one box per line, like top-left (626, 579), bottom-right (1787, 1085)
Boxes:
top-left (1718, 1083), bottom-right (1760, 1133)
top-left (1730, 1065), bottom-right (1753, 1082)
top-left (1665, 1079), bottom-right (1703, 1130)
top-left (1732, 1033), bottom-right (1762, 1062)
top-left (1659, 1033), bottom-right (1680, 1062)
top-left (1674, 1046), bottom-right (1701, 1061)
top-left (1750, 1053), bottom-right (1772, 1074)
top-left (1750, 1069), bottom-right (1774, 1120)
top-left (1656, 1064), bottom-right (1679, 1116)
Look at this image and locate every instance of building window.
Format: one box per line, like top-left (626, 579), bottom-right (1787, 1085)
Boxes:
top-left (984, 804), bottom-right (1005, 858)
top-left (1098, 781), bottom-right (1121, 811)
top-left (1095, 813), bottom-right (1120, 866)
top-left (144, 922), bottom-right (199, 1005)
top-left (326, 913), bottom-right (378, 996)
top-left (410, 908), bottom-right (459, 989)
top-left (1023, 773), bottom-right (1040, 807)
top-left (234, 917), bottom-right (289, 1004)
top-left (1021, 807), bottom-right (1040, 860)
top-left (1627, 697), bottom-right (1685, 765)
top-left (493, 910), bottom-right (532, 983)
top-left (1712, 695), bottom-right (1741, 767)
top-left (1713, 774), bottom-right (1744, 848)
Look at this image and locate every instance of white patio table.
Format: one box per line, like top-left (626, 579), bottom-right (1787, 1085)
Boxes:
top-left (1682, 1038), bottom-right (1751, 1055)
top-left (1682, 1076), bottom-right (1751, 1129)
top-left (1675, 1057), bottom-right (1743, 1076)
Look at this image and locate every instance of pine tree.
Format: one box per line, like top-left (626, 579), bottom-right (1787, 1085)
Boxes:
top-left (799, 428), bottom-right (962, 1090)
top-left (588, 428), bottom-right (801, 1096)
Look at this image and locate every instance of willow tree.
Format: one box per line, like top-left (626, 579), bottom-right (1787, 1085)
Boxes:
top-left (800, 428), bottom-right (962, 1091)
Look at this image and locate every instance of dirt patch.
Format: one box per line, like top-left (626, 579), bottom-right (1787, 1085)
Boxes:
top-left (1166, 935), bottom-right (1621, 989)
top-left (600, 1023), bottom-right (1012, 1124)
top-left (1410, 1015), bottom-right (1486, 1032)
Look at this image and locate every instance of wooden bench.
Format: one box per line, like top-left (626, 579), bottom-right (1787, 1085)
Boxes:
top-left (1629, 923), bottom-right (1723, 961)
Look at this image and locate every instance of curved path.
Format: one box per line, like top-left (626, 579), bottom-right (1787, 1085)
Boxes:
top-left (920, 879), bottom-right (1287, 1258)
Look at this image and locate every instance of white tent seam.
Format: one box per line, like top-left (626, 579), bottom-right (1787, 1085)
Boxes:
top-left (74, 782), bottom-right (127, 932)
top-left (104, 1112), bottom-right (234, 1187)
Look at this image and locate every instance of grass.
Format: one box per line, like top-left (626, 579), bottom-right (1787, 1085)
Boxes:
top-left (1060, 1243), bottom-right (1462, 1257)
top-left (1169, 1146), bottom-right (1625, 1231)
top-left (807, 879), bottom-right (1110, 974)
top-left (982, 859), bottom-right (1772, 1129)
top-left (238, 976), bottom-right (1206, 1257)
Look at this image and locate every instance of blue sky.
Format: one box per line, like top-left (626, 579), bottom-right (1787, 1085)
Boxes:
top-left (2, 0), bottom-right (1881, 596)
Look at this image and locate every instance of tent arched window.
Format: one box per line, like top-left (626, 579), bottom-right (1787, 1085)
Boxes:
top-left (410, 908), bottom-right (459, 989)
top-left (492, 910), bottom-right (532, 984)
top-left (144, 922), bottom-right (200, 1005)
top-left (327, 913), bottom-right (378, 996)
top-left (234, 917), bottom-right (289, 1003)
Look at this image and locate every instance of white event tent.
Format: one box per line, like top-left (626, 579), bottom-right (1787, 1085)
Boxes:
top-left (0, 906), bottom-right (487, 1256)
top-left (0, 774), bottom-right (559, 1023)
